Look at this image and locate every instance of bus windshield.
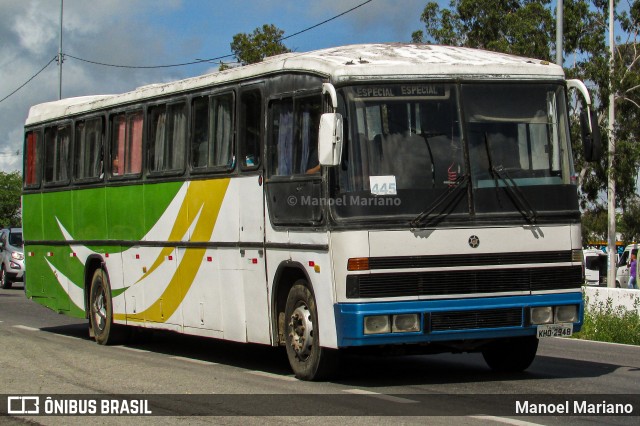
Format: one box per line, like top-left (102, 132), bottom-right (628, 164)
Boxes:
top-left (332, 83), bottom-right (577, 223)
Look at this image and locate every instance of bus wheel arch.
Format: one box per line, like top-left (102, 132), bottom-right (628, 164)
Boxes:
top-left (272, 262), bottom-right (311, 345)
top-left (84, 256), bottom-right (105, 320)
top-left (86, 258), bottom-right (126, 345)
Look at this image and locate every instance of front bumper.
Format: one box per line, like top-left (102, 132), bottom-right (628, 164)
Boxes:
top-left (334, 292), bottom-right (583, 347)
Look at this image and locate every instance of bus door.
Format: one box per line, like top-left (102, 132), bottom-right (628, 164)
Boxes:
top-left (235, 86), bottom-right (270, 344)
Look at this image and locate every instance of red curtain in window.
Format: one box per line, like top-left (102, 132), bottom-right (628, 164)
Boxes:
top-left (25, 132), bottom-right (38, 185)
top-left (128, 112), bottom-right (143, 174)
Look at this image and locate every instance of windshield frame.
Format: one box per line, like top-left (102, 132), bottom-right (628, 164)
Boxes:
top-left (328, 80), bottom-right (579, 227)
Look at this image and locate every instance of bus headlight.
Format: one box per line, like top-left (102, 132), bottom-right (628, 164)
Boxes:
top-left (555, 305), bottom-right (578, 323)
top-left (392, 314), bottom-right (420, 333)
top-left (364, 315), bottom-right (390, 334)
top-left (530, 306), bottom-right (554, 325)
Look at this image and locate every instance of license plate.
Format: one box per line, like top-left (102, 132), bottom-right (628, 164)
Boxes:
top-left (537, 323), bottom-right (573, 338)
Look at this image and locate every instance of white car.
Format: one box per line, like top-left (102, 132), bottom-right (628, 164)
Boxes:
top-left (615, 244), bottom-right (638, 288)
top-left (0, 228), bottom-right (24, 289)
top-left (583, 248), bottom-right (606, 286)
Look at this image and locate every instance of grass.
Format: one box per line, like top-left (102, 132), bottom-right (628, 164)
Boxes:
top-left (573, 295), bottom-right (640, 345)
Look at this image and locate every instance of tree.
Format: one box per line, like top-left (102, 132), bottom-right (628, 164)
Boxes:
top-left (0, 171), bottom-right (22, 228)
top-left (228, 24), bottom-right (291, 67)
top-left (413, 0), bottom-right (640, 237)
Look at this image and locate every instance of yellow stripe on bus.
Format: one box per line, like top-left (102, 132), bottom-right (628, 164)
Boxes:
top-left (115, 178), bottom-right (229, 323)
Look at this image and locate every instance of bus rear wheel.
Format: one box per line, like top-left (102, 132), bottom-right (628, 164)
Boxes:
top-left (89, 268), bottom-right (125, 345)
top-left (284, 281), bottom-right (339, 381)
top-left (482, 336), bottom-right (538, 372)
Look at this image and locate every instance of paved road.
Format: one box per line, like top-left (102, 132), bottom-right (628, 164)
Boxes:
top-left (1, 284), bottom-right (639, 425)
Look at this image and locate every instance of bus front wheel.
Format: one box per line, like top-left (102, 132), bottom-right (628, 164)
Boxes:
top-left (284, 281), bottom-right (339, 381)
top-left (482, 336), bottom-right (538, 372)
top-left (89, 268), bottom-right (125, 345)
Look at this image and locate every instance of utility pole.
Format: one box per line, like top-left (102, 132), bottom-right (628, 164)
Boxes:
top-left (607, 0), bottom-right (617, 287)
top-left (556, 0), bottom-right (563, 66)
top-left (58, 0), bottom-right (63, 100)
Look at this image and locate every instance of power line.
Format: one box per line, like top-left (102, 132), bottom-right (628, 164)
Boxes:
top-left (0, 1), bottom-right (375, 104)
top-left (280, 0), bottom-right (373, 42)
top-left (63, 53), bottom-right (235, 69)
top-left (0, 56), bottom-right (58, 104)
top-left (64, 0), bottom-right (374, 69)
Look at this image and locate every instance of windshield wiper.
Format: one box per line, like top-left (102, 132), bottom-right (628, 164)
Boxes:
top-left (410, 173), bottom-right (469, 228)
top-left (483, 133), bottom-right (538, 223)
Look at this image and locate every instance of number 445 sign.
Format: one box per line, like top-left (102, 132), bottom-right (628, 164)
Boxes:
top-left (369, 176), bottom-right (397, 196)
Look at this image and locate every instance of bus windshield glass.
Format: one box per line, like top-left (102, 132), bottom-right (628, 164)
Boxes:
top-left (332, 83), bottom-right (577, 223)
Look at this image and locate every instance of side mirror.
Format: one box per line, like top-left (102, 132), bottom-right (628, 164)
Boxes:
top-left (580, 107), bottom-right (602, 162)
top-left (318, 113), bottom-right (343, 166)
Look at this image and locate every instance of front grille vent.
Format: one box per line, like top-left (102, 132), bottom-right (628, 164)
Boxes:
top-left (429, 308), bottom-right (523, 332)
top-left (346, 266), bottom-right (582, 299)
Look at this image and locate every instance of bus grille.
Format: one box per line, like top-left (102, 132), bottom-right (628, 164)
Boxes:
top-left (429, 308), bottom-right (523, 332)
top-left (346, 266), bottom-right (582, 299)
top-left (368, 251), bottom-right (572, 270)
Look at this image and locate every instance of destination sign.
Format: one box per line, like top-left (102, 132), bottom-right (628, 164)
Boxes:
top-left (354, 85), bottom-right (447, 98)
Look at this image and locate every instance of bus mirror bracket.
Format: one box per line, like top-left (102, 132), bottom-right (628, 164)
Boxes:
top-left (322, 83), bottom-right (338, 111)
top-left (567, 79), bottom-right (602, 162)
top-left (318, 113), bottom-right (343, 166)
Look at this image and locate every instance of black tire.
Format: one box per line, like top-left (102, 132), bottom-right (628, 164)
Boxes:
top-left (482, 336), bottom-right (538, 372)
top-left (89, 268), bottom-right (126, 345)
top-left (0, 267), bottom-right (12, 289)
top-left (284, 281), bottom-right (339, 381)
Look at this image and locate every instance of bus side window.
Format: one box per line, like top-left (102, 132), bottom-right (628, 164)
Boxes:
top-left (148, 102), bottom-right (186, 174)
top-left (268, 95), bottom-right (321, 176)
top-left (240, 89), bottom-right (262, 170)
top-left (74, 117), bottom-right (104, 181)
top-left (44, 123), bottom-right (71, 185)
top-left (24, 130), bottom-right (42, 188)
top-left (111, 111), bottom-right (143, 177)
top-left (191, 93), bottom-right (235, 171)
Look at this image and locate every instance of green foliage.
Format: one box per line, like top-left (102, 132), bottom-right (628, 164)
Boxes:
top-left (412, 0), bottom-right (555, 60)
top-left (619, 196), bottom-right (640, 242)
top-left (230, 24), bottom-right (291, 66)
top-left (581, 206), bottom-right (609, 242)
top-left (574, 295), bottom-right (640, 345)
top-left (0, 171), bottom-right (21, 228)
top-left (413, 1), bottom-right (640, 213)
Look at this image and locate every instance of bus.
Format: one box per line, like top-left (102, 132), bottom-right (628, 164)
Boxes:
top-left (22, 43), bottom-right (601, 380)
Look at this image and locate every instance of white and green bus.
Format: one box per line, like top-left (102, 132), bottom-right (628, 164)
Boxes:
top-left (23, 43), bottom-right (600, 380)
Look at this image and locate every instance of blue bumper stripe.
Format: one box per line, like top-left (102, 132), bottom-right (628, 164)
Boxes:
top-left (334, 292), bottom-right (583, 347)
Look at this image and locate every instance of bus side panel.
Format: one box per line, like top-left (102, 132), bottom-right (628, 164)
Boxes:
top-left (22, 192), bottom-right (43, 300)
top-left (73, 187), bottom-right (107, 241)
top-left (105, 185), bottom-right (145, 241)
top-left (36, 190), bottom-right (82, 314)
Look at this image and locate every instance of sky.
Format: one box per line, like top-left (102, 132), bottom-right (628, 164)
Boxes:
top-left (0, 0), bottom-right (429, 172)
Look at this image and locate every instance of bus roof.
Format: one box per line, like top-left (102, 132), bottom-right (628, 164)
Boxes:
top-left (26, 43), bottom-right (564, 126)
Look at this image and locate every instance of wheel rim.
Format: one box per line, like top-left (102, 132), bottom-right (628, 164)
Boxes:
top-left (288, 303), bottom-right (314, 361)
top-left (92, 283), bottom-right (107, 332)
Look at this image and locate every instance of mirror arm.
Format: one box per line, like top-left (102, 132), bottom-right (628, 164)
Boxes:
top-left (322, 83), bottom-right (338, 112)
top-left (567, 79), bottom-right (593, 132)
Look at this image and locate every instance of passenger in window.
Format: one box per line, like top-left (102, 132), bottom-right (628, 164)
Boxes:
top-left (112, 155), bottom-right (120, 175)
top-left (305, 145), bottom-right (320, 174)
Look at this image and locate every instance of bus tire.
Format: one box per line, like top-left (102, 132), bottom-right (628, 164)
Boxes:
top-left (89, 268), bottom-right (125, 345)
top-left (284, 281), bottom-right (339, 381)
top-left (482, 336), bottom-right (538, 372)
